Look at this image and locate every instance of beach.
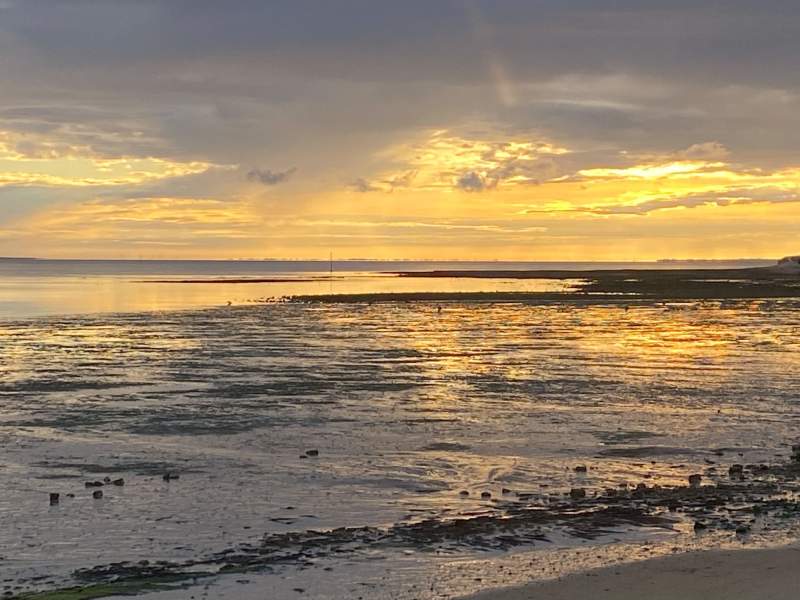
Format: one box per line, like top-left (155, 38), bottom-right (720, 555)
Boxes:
top-left (468, 545), bottom-right (800, 600)
top-left (1, 261), bottom-right (800, 599)
top-left (4, 2), bottom-right (800, 595)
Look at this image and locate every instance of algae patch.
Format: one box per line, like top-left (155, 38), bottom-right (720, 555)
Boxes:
top-left (11, 575), bottom-right (201, 600)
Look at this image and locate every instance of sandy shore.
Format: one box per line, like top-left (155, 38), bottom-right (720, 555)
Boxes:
top-left (466, 545), bottom-right (800, 600)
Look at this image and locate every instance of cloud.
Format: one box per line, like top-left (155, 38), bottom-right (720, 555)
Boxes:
top-left (385, 170), bottom-right (417, 190)
top-left (246, 167), bottom-right (297, 186)
top-left (348, 177), bottom-right (380, 193)
top-left (353, 129), bottom-right (569, 194)
top-left (3, 2), bottom-right (800, 259)
top-left (590, 188), bottom-right (800, 215)
top-left (456, 171), bottom-right (489, 192)
top-left (289, 218), bottom-right (546, 234)
top-left (0, 197), bottom-right (262, 248)
top-left (677, 142), bottom-right (731, 161)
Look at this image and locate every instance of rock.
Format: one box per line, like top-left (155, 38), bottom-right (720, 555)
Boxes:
top-left (49, 493), bottom-right (60, 505)
top-left (688, 474), bottom-right (702, 488)
top-left (66, 493), bottom-right (75, 498)
top-left (458, 490), bottom-right (469, 497)
top-left (103, 477), bottom-right (111, 484)
top-left (574, 465), bottom-right (588, 473)
top-left (162, 473), bottom-right (180, 481)
top-left (735, 525), bottom-right (750, 534)
top-left (305, 449), bottom-right (319, 457)
top-left (480, 491), bottom-right (492, 499)
top-left (729, 464), bottom-right (744, 477)
top-left (635, 483), bottom-right (648, 494)
top-left (92, 490), bottom-right (103, 499)
top-left (112, 478), bottom-right (125, 486)
top-left (694, 521), bottom-right (707, 531)
top-left (85, 481), bottom-right (104, 488)
top-left (569, 488), bottom-right (586, 500)
top-left (501, 488), bottom-right (512, 495)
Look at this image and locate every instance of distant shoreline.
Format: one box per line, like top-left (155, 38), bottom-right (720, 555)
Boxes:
top-left (138, 277), bottom-right (320, 284)
top-left (388, 266), bottom-right (772, 278)
top-left (288, 265), bottom-right (800, 301)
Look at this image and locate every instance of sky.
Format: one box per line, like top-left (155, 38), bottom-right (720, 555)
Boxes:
top-left (1, 1), bottom-right (799, 260)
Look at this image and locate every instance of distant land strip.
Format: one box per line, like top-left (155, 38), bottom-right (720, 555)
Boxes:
top-left (295, 266), bottom-right (800, 302)
top-left (140, 278), bottom-right (320, 284)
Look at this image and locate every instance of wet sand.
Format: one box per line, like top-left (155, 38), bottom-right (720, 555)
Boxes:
top-left (4, 299), bottom-right (800, 599)
top-left (467, 545), bottom-right (800, 600)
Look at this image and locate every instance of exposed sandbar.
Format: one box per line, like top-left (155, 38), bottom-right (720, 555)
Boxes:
top-left (139, 278), bottom-right (318, 284)
top-left (361, 267), bottom-right (800, 300)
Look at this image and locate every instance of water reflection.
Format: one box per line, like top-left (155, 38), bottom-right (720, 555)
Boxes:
top-left (2, 300), bottom-right (799, 596)
top-left (0, 273), bottom-right (579, 319)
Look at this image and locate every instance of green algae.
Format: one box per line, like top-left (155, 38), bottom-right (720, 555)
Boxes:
top-left (11, 575), bottom-right (198, 600)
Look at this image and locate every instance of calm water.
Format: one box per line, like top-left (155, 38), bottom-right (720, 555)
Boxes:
top-left (2, 296), bottom-right (799, 598)
top-left (0, 258), bottom-right (774, 318)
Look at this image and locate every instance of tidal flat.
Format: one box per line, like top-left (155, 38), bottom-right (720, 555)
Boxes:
top-left (2, 296), bottom-right (800, 599)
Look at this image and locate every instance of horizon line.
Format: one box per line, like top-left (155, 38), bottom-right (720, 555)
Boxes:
top-left (0, 256), bottom-right (782, 263)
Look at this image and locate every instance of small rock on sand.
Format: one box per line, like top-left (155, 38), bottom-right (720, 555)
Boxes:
top-left (92, 490), bottom-right (103, 499)
top-left (49, 493), bottom-right (59, 505)
top-left (570, 488), bottom-right (586, 500)
top-left (305, 449), bottom-right (319, 457)
top-left (574, 465), bottom-right (588, 473)
top-left (688, 474), bottom-right (702, 488)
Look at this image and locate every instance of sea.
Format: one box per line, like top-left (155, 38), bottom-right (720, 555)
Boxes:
top-left (1, 258), bottom-right (798, 599)
top-left (0, 258), bottom-right (775, 318)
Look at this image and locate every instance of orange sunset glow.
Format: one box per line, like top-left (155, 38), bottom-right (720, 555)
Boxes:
top-left (1, 3), bottom-right (799, 260)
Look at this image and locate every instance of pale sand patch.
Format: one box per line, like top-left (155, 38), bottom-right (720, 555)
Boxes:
top-left (465, 546), bottom-right (800, 600)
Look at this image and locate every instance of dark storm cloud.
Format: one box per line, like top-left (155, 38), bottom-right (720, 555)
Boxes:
top-left (2, 1), bottom-right (800, 192)
top-left (3, 1), bottom-right (799, 86)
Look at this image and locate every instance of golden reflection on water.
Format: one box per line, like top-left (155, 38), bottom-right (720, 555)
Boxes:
top-left (0, 274), bottom-right (580, 319)
top-left (1, 298), bottom-right (800, 580)
top-left (309, 298), bottom-right (800, 430)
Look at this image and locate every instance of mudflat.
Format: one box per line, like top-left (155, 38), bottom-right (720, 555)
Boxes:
top-left (385, 266), bottom-right (800, 300)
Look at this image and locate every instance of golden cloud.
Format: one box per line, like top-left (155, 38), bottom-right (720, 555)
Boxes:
top-left (0, 129), bottom-right (227, 187)
top-left (351, 129), bottom-right (569, 193)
